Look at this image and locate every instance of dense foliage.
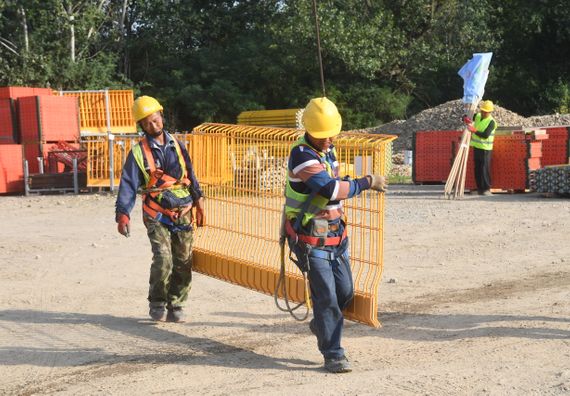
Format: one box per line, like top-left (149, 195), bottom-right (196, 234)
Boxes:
top-left (1, 0), bottom-right (568, 130)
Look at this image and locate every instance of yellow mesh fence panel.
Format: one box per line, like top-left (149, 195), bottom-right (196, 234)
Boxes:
top-left (84, 124), bottom-right (396, 327)
top-left (190, 123), bottom-right (396, 327)
top-left (59, 90), bottom-right (137, 134)
top-left (237, 109), bottom-right (303, 128)
top-left (85, 135), bottom-right (141, 187)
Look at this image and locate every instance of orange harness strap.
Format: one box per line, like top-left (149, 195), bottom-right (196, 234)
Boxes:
top-left (139, 137), bottom-right (192, 222)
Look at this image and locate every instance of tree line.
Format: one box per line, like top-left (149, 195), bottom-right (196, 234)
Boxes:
top-left (1, 0), bottom-right (568, 131)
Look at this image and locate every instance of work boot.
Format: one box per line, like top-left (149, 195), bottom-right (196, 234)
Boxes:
top-left (149, 302), bottom-right (166, 322)
top-left (324, 355), bottom-right (352, 373)
top-left (166, 306), bottom-right (186, 323)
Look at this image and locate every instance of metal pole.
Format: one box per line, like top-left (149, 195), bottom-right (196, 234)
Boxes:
top-left (105, 88), bottom-right (115, 191)
top-left (24, 160), bottom-right (30, 196)
top-left (73, 158), bottom-right (78, 194)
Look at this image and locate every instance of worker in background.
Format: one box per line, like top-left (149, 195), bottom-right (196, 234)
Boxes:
top-left (283, 97), bottom-right (386, 373)
top-left (463, 100), bottom-right (497, 196)
top-left (115, 96), bottom-right (205, 323)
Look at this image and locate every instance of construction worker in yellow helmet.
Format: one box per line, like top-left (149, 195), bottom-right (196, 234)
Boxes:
top-left (282, 97), bottom-right (386, 373)
top-left (462, 99), bottom-right (497, 195)
top-left (115, 95), bottom-right (205, 323)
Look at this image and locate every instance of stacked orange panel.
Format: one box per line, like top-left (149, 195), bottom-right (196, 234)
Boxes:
top-left (460, 133), bottom-right (545, 191)
top-left (0, 98), bottom-right (16, 143)
top-left (541, 127), bottom-right (569, 166)
top-left (0, 86), bottom-right (52, 100)
top-left (0, 145), bottom-right (24, 194)
top-left (413, 130), bottom-right (462, 183)
top-left (18, 96), bottom-right (80, 173)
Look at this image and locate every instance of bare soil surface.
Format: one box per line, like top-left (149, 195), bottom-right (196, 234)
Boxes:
top-left (1, 185), bottom-right (569, 395)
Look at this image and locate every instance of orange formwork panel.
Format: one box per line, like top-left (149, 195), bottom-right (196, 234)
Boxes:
top-left (0, 144), bottom-right (24, 194)
top-left (18, 95), bottom-right (80, 143)
top-left (190, 123), bottom-right (396, 327)
top-left (58, 90), bottom-right (137, 134)
top-left (0, 98), bottom-right (17, 143)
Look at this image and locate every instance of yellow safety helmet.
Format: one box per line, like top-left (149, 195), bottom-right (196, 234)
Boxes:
top-left (480, 100), bottom-right (494, 113)
top-left (302, 97), bottom-right (342, 139)
top-left (132, 95), bottom-right (163, 122)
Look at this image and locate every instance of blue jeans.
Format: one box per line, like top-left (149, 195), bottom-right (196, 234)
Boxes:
top-left (291, 237), bottom-right (354, 359)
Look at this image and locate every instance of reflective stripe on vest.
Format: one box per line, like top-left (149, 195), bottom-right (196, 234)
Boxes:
top-left (470, 113), bottom-right (496, 150)
top-left (284, 136), bottom-right (338, 226)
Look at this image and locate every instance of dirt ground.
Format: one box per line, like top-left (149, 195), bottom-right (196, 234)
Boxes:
top-left (1, 185), bottom-right (569, 395)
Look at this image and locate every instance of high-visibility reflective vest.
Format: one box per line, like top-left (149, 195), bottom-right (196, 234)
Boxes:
top-left (132, 136), bottom-right (192, 221)
top-left (470, 113), bottom-right (496, 150)
top-left (284, 136), bottom-right (337, 227)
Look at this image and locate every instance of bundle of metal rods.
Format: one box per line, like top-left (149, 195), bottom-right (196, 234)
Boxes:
top-left (444, 102), bottom-right (479, 199)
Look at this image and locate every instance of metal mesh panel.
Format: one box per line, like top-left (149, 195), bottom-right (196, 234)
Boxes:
top-left (84, 124), bottom-right (396, 326)
top-left (190, 124), bottom-right (395, 327)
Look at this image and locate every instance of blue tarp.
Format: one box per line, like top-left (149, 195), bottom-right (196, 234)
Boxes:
top-left (458, 52), bottom-right (493, 104)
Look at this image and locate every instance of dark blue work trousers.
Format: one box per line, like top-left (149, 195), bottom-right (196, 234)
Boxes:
top-left (293, 238), bottom-right (354, 359)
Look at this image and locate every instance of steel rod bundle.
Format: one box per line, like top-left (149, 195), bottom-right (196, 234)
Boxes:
top-left (444, 102), bottom-right (478, 199)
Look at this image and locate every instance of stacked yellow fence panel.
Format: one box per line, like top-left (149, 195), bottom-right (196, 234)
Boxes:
top-left (59, 90), bottom-right (137, 134)
top-left (190, 123), bottom-right (396, 327)
top-left (84, 134), bottom-right (140, 187)
top-left (237, 108), bottom-right (303, 128)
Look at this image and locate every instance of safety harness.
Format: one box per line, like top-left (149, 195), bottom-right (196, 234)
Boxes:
top-left (133, 137), bottom-right (192, 223)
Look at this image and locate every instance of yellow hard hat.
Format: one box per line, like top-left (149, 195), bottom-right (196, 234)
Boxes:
top-left (132, 95), bottom-right (163, 122)
top-left (480, 100), bottom-right (494, 113)
top-left (302, 97), bottom-right (342, 139)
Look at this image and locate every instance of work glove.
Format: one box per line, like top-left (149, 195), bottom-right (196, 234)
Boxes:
top-left (194, 197), bottom-right (205, 227)
top-left (367, 174), bottom-right (387, 192)
top-left (462, 115), bottom-right (477, 132)
top-left (116, 213), bottom-right (130, 237)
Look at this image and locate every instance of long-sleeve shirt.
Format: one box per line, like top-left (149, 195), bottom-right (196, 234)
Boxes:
top-left (115, 131), bottom-right (203, 218)
top-left (287, 135), bottom-right (370, 221)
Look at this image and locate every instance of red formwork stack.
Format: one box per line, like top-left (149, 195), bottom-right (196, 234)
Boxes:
top-left (0, 98), bottom-right (17, 144)
top-left (18, 95), bottom-right (81, 174)
top-left (541, 126), bottom-right (569, 166)
top-left (0, 144), bottom-right (24, 193)
top-left (455, 131), bottom-right (547, 191)
top-left (413, 130), bottom-right (462, 183)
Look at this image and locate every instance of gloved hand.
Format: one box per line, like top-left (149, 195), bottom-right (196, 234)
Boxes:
top-left (367, 174), bottom-right (387, 192)
top-left (194, 197), bottom-right (205, 227)
top-left (116, 213), bottom-right (130, 237)
top-left (462, 115), bottom-right (473, 125)
top-left (462, 115), bottom-right (477, 132)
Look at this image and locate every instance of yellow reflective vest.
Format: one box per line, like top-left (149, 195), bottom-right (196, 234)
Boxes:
top-left (470, 113), bottom-right (496, 151)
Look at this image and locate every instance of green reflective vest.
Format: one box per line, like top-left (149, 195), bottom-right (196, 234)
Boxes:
top-left (470, 113), bottom-right (496, 150)
top-left (284, 136), bottom-right (337, 227)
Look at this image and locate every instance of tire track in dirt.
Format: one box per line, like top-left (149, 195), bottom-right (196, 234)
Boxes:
top-left (382, 270), bottom-right (570, 314)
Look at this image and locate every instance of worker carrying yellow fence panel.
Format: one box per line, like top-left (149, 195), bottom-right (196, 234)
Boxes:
top-left (114, 95), bottom-right (205, 323)
top-left (281, 97), bottom-right (386, 374)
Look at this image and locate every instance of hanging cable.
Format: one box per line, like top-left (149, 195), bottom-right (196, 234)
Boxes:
top-left (311, 0), bottom-right (326, 97)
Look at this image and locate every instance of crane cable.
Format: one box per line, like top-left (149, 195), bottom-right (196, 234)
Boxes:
top-left (312, 0), bottom-right (326, 97)
top-left (273, 0), bottom-right (326, 321)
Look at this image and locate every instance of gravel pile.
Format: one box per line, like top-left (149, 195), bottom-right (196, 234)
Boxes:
top-left (353, 99), bottom-right (570, 151)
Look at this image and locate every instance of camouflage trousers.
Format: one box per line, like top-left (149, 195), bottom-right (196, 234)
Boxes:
top-left (144, 215), bottom-right (193, 308)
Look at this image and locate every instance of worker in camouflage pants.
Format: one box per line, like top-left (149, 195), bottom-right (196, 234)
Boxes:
top-left (115, 96), bottom-right (204, 323)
